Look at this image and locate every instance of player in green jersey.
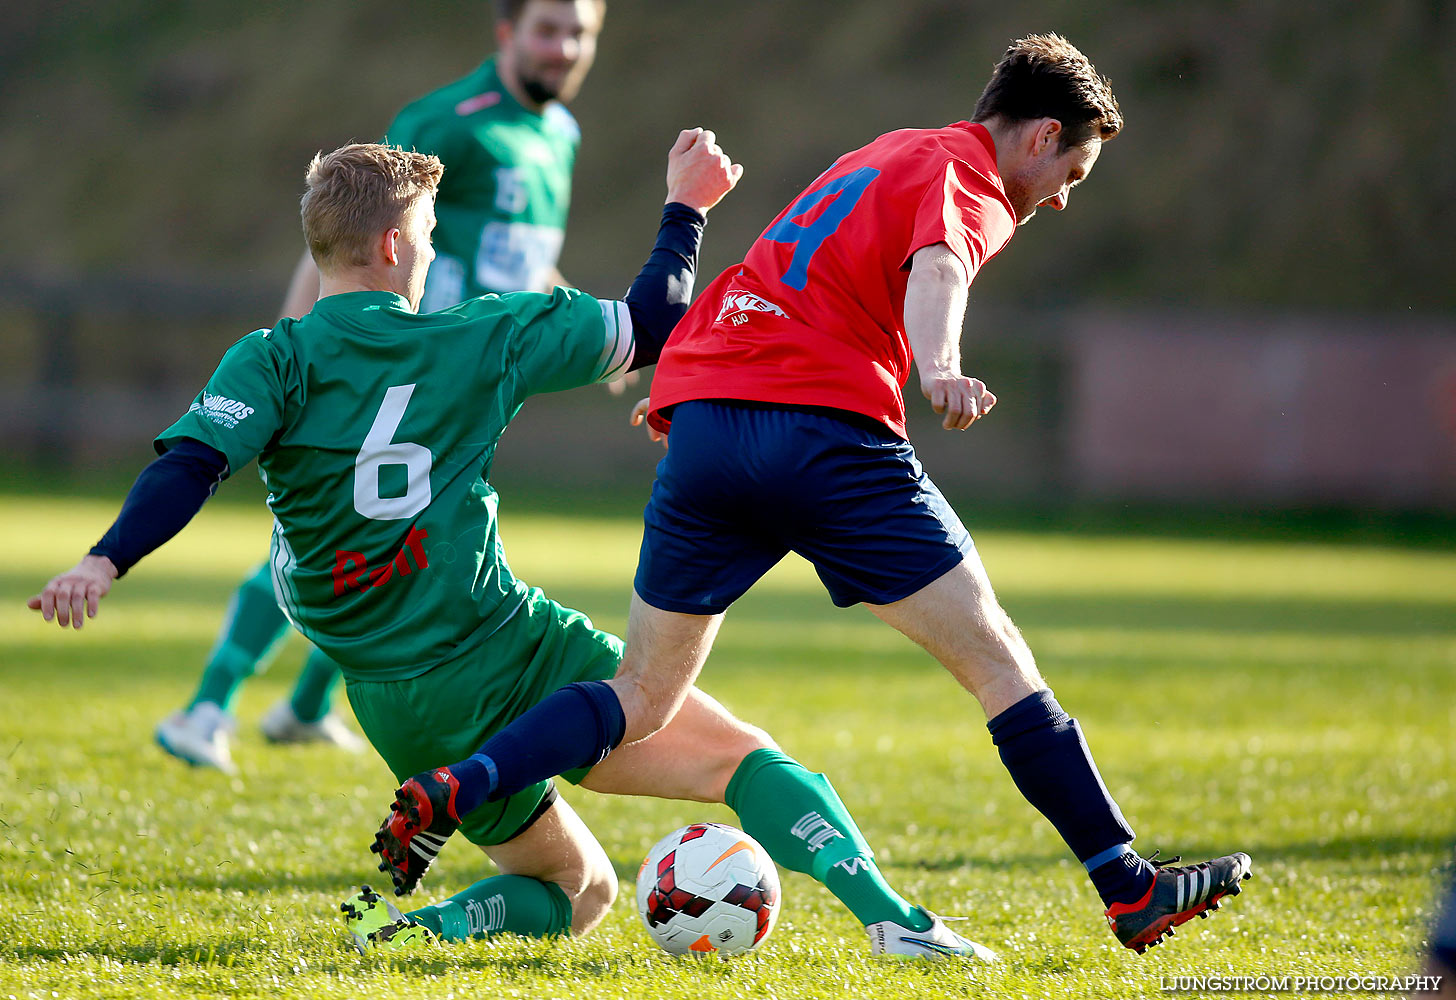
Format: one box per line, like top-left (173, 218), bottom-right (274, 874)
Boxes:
top-left (32, 136), bottom-right (995, 960)
top-left (156, 0), bottom-right (608, 773)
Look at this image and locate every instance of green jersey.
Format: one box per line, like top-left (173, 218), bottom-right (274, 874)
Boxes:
top-left (384, 57), bottom-right (579, 305)
top-left (157, 289), bottom-right (634, 682)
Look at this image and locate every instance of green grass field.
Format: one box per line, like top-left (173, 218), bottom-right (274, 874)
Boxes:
top-left (2, 494), bottom-right (1452, 999)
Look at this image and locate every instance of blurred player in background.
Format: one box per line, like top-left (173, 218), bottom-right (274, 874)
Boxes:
top-left (386, 32), bottom-right (1254, 956)
top-left (33, 132), bottom-right (998, 960)
top-left (156, 0), bottom-right (606, 774)
top-left (1419, 868), bottom-right (1455, 996)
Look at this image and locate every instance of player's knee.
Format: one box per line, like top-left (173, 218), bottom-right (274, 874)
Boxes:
top-left (726, 719), bottom-right (777, 761)
top-left (688, 719), bottom-right (777, 803)
top-left (565, 859), bottom-right (618, 936)
top-left (739, 720), bottom-right (777, 754)
top-left (715, 723), bottom-right (778, 801)
top-left (613, 681), bottom-right (680, 745)
top-left (621, 713), bottom-right (662, 746)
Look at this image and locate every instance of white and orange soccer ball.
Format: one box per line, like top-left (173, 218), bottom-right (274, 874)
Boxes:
top-left (635, 822), bottom-right (781, 956)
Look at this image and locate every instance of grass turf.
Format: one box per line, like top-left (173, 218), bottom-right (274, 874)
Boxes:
top-left (1, 495), bottom-right (1452, 998)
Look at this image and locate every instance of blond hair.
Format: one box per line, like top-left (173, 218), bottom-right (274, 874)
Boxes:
top-left (972, 33), bottom-right (1122, 149)
top-left (300, 143), bottom-right (444, 271)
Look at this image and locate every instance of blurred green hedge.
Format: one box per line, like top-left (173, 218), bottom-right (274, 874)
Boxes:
top-left (4, 0), bottom-right (1451, 313)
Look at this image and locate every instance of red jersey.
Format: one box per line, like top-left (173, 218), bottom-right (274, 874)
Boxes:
top-left (649, 122), bottom-right (1017, 440)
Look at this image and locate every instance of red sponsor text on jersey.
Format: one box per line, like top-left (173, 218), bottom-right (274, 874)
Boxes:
top-left (648, 122), bottom-right (1016, 440)
top-left (333, 525), bottom-right (430, 596)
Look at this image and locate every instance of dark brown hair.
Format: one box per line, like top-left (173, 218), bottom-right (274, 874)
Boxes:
top-left (300, 143), bottom-right (444, 271)
top-left (972, 33), bottom-right (1122, 149)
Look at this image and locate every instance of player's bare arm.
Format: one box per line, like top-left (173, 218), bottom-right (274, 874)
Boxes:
top-left (905, 242), bottom-right (996, 431)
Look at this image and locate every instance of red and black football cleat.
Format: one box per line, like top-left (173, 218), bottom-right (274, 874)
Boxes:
top-left (1105, 851), bottom-right (1253, 954)
top-left (370, 767), bottom-right (463, 896)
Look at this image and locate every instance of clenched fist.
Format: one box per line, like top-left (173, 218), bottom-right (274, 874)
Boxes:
top-left (920, 371), bottom-right (997, 431)
top-left (665, 128), bottom-right (743, 215)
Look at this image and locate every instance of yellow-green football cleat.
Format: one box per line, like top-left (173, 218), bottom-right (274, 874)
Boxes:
top-left (341, 884), bottom-right (435, 954)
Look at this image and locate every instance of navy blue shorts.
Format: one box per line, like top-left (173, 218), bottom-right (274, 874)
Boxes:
top-left (635, 400), bottom-right (975, 614)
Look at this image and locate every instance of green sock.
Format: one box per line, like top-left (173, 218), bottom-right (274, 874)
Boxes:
top-left (725, 748), bottom-right (931, 931)
top-left (406, 875), bottom-right (572, 941)
top-left (289, 648), bottom-right (342, 723)
top-left (189, 563), bottom-right (291, 711)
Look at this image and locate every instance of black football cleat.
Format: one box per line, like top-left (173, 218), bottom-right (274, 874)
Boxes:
top-left (1105, 851), bottom-right (1253, 954)
top-left (370, 767), bottom-right (463, 896)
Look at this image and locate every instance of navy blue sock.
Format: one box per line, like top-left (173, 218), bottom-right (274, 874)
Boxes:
top-left (1088, 849), bottom-right (1155, 907)
top-left (450, 681), bottom-right (626, 817)
top-left (987, 690), bottom-right (1152, 905)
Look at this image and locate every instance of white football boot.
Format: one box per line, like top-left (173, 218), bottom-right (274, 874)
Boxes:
top-left (259, 698), bottom-right (366, 752)
top-left (155, 701), bottom-right (238, 774)
top-left (866, 906), bottom-right (999, 961)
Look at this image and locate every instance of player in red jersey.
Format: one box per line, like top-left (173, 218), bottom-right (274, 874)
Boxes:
top-left (647, 117), bottom-right (1015, 439)
top-left (379, 33), bottom-right (1252, 954)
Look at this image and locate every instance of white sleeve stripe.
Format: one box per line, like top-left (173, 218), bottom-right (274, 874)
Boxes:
top-left (595, 299), bottom-right (635, 382)
top-left (601, 299), bottom-right (633, 380)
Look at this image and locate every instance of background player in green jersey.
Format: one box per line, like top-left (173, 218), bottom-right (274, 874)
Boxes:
top-left (156, 0), bottom-right (607, 773)
top-left (32, 136), bottom-right (995, 960)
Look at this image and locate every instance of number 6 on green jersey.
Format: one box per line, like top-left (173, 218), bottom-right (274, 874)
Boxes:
top-left (354, 384), bottom-right (432, 521)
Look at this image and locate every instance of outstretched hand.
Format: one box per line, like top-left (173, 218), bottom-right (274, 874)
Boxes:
top-left (665, 128), bottom-right (743, 215)
top-left (630, 397), bottom-right (667, 449)
top-left (28, 554), bottom-right (119, 629)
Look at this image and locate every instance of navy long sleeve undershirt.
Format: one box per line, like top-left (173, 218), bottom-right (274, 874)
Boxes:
top-left (89, 438), bottom-right (229, 577)
top-left (623, 202), bottom-right (705, 372)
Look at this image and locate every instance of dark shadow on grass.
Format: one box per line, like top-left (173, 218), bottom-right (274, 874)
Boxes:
top-left (320, 945), bottom-right (673, 979)
top-left (159, 856), bottom-right (541, 897)
top-left (158, 868), bottom-right (406, 894)
top-left (8, 933), bottom-right (261, 967)
top-left (2, 919), bottom-right (653, 977)
top-left (327, 931), bottom-right (731, 978)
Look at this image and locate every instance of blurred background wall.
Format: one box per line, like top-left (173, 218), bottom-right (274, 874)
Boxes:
top-left (2, 0), bottom-right (1452, 506)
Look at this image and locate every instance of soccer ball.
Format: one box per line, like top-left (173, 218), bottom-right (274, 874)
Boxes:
top-left (636, 822), bottom-right (781, 956)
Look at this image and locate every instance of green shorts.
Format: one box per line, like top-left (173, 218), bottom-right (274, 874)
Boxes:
top-left (345, 589), bottom-right (621, 846)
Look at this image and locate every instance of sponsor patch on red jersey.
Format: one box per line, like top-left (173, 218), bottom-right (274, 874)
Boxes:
top-left (716, 289), bottom-right (789, 326)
